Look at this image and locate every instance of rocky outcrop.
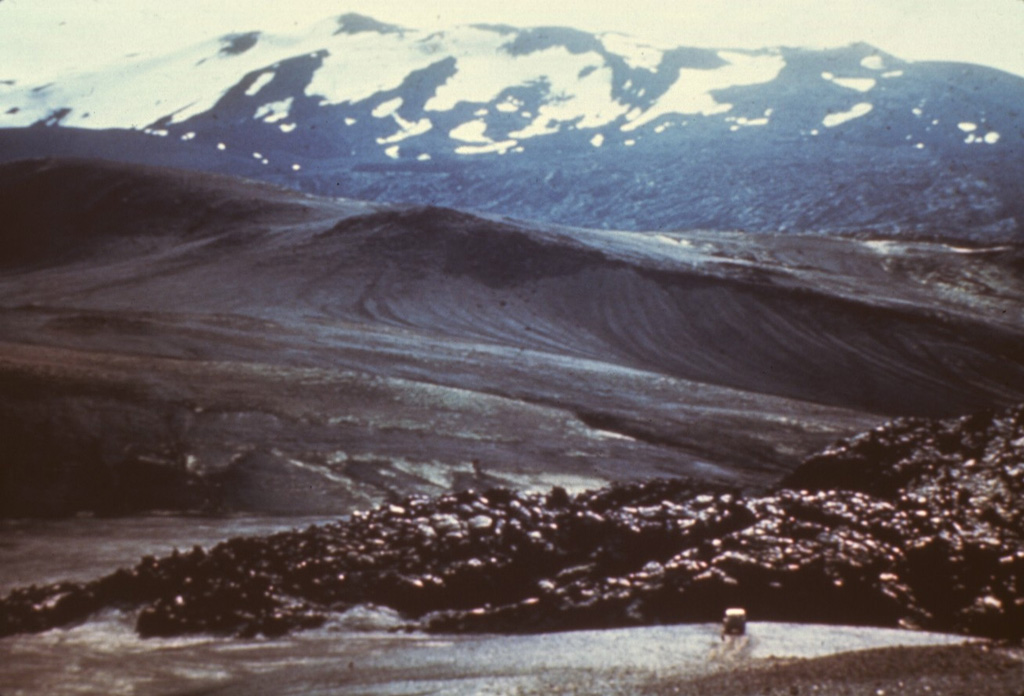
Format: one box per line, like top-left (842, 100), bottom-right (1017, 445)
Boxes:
top-left (1, 405), bottom-right (1022, 640)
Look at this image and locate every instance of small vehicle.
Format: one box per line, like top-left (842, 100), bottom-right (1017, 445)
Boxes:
top-left (722, 607), bottom-right (747, 637)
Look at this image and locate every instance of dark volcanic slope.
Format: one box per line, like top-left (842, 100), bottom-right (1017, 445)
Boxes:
top-left (1, 158), bottom-right (1023, 516)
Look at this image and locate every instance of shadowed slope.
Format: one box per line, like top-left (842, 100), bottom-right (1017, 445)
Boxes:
top-left (0, 157), bottom-right (358, 269)
top-left (1, 158), bottom-right (1022, 516)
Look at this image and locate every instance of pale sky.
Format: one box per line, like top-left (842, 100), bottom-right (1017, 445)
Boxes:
top-left (1, 0), bottom-right (1023, 80)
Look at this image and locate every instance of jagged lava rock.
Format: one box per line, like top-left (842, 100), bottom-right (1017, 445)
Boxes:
top-left (1, 407), bottom-right (1021, 640)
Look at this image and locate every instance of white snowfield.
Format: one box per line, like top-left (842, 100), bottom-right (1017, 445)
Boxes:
top-left (0, 17), bottom-right (752, 134)
top-left (0, 12), bottom-right (1002, 156)
top-left (622, 51), bottom-right (785, 132)
top-left (599, 32), bottom-right (665, 72)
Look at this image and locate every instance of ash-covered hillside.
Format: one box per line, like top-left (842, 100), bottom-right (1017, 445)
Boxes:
top-left (1, 14), bottom-right (1022, 235)
top-left (1, 158), bottom-right (1023, 517)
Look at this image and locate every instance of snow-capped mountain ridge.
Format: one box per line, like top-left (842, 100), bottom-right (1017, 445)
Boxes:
top-left (3, 14), bottom-right (1001, 153)
top-left (2, 13), bottom-right (1022, 236)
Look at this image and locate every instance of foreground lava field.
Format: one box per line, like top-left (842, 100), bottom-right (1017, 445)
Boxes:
top-left (3, 403), bottom-right (1022, 642)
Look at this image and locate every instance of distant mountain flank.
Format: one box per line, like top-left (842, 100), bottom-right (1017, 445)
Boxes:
top-left (1, 14), bottom-right (1023, 234)
top-left (2, 159), bottom-right (1024, 517)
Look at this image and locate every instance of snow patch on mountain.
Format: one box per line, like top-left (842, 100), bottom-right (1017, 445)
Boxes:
top-left (622, 50), bottom-right (785, 132)
top-left (377, 115), bottom-right (432, 144)
top-left (254, 97), bottom-right (292, 123)
top-left (372, 97), bottom-right (404, 118)
top-left (822, 72), bottom-right (876, 92)
top-left (860, 55), bottom-right (886, 71)
top-left (496, 98), bottom-right (520, 113)
top-left (509, 118), bottom-right (558, 139)
top-left (308, 32), bottom-right (438, 106)
top-left (823, 102), bottom-right (873, 127)
top-left (455, 140), bottom-right (518, 155)
top-left (726, 110), bottom-right (772, 129)
top-left (245, 71), bottom-right (275, 96)
top-left (0, 17), bottom-right (339, 129)
top-left (509, 65), bottom-right (627, 138)
top-left (964, 130), bottom-right (1001, 145)
top-left (450, 119), bottom-right (491, 143)
top-left (600, 33), bottom-right (663, 71)
top-left (449, 117), bottom-right (517, 154)
top-left (0, 42), bottom-right (223, 129)
top-left (423, 28), bottom-right (628, 138)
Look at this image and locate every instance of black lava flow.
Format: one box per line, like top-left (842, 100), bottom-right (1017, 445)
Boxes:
top-left (2, 405), bottom-right (1023, 641)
